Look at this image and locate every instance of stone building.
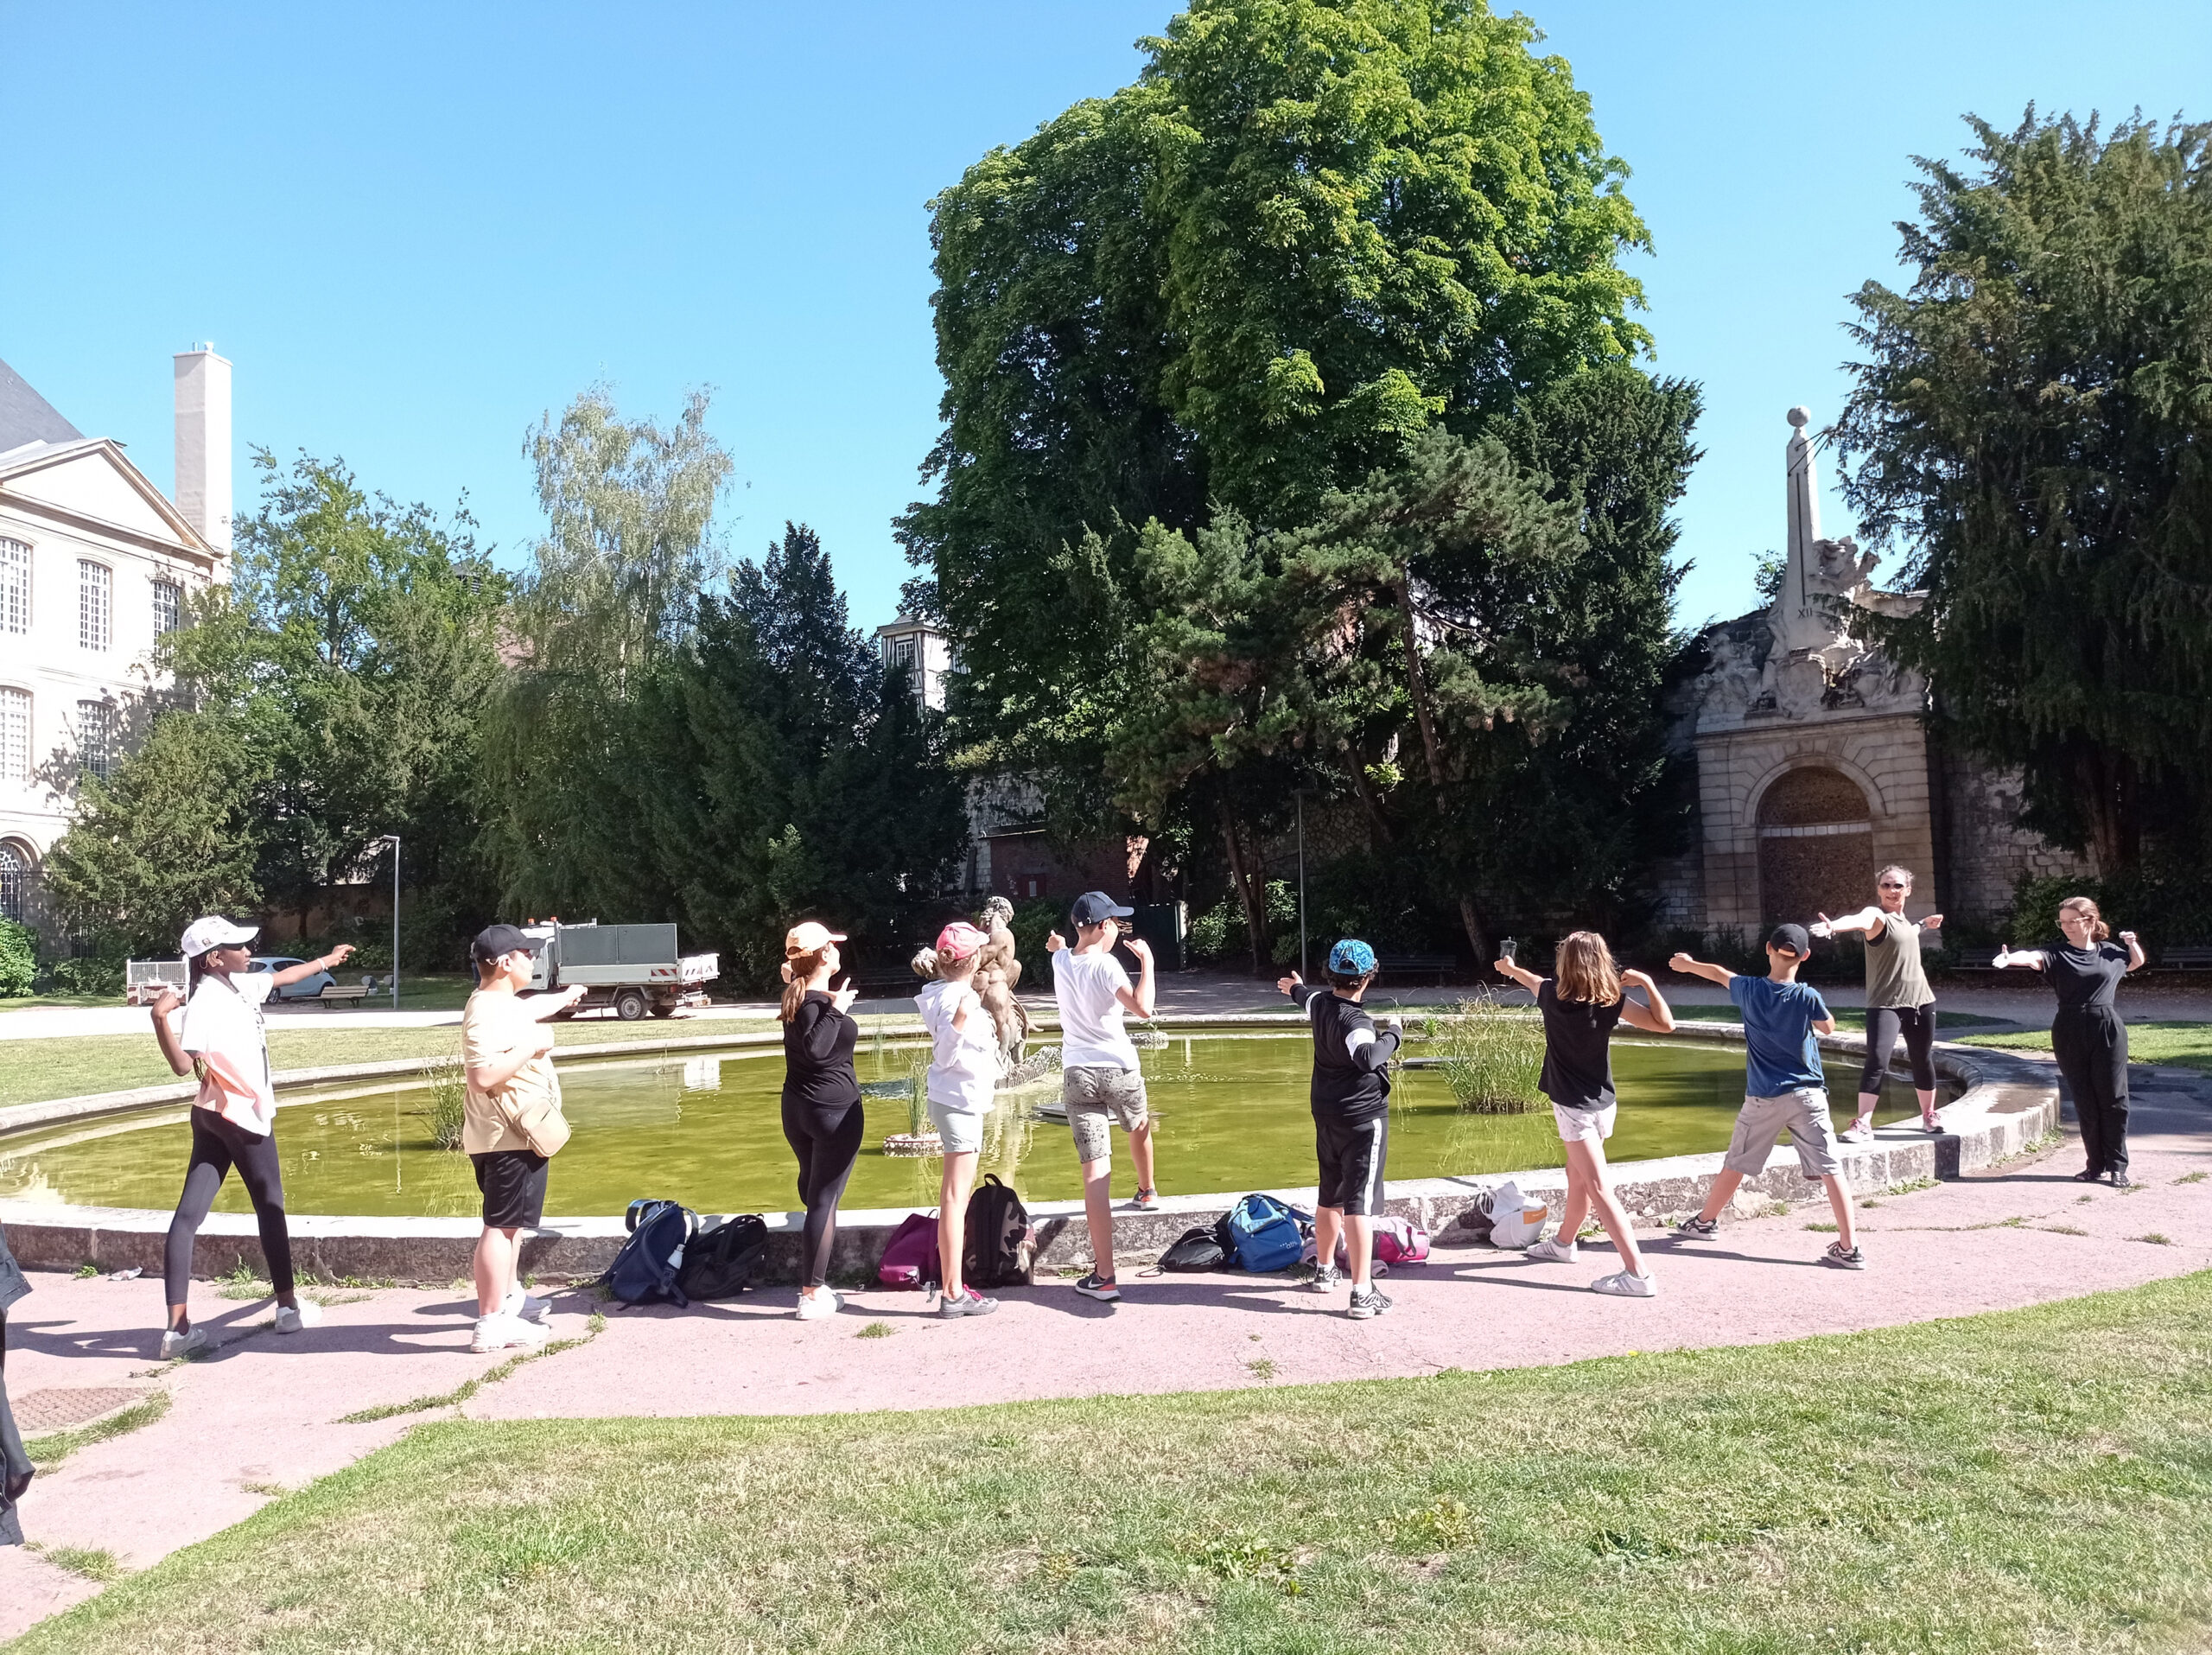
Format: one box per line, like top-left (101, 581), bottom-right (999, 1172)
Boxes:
top-left (1662, 407), bottom-right (2088, 939)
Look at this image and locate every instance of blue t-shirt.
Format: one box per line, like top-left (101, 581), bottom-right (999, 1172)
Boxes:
top-left (1728, 974), bottom-right (1830, 1095)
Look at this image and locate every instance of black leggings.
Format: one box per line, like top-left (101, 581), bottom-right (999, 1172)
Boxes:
top-left (164, 1110), bottom-right (295, 1306)
top-left (1859, 1004), bottom-right (1938, 1097)
top-left (2053, 1007), bottom-right (2129, 1175)
top-left (782, 1094), bottom-right (864, 1290)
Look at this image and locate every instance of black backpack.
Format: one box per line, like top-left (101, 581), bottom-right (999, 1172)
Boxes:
top-left (963, 1174), bottom-right (1033, 1289)
top-left (677, 1214), bottom-right (768, 1302)
top-left (1158, 1216), bottom-right (1235, 1272)
top-left (601, 1198), bottom-right (699, 1307)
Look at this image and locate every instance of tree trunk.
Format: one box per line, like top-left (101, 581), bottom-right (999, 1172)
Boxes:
top-left (2077, 747), bottom-right (2139, 875)
top-left (1217, 795), bottom-right (1270, 975)
top-left (1393, 575), bottom-right (1492, 963)
top-left (1346, 752), bottom-right (1396, 848)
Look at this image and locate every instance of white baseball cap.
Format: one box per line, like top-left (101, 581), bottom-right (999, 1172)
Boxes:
top-left (179, 916), bottom-right (259, 958)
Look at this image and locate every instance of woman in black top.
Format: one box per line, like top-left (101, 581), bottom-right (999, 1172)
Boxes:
top-left (1994, 897), bottom-right (2145, 1186)
top-left (1, 1220), bottom-right (31, 1547)
top-left (779, 921), bottom-right (864, 1316)
top-left (1495, 932), bottom-right (1675, 1296)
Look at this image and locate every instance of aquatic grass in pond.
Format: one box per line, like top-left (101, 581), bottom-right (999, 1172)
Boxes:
top-left (1427, 993), bottom-right (1546, 1113)
top-left (423, 1058), bottom-right (466, 1152)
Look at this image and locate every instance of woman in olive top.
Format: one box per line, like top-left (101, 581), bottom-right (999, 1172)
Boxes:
top-left (1994, 897), bottom-right (2145, 1186)
top-left (780, 921), bottom-right (863, 1320)
top-left (1813, 865), bottom-right (1944, 1140)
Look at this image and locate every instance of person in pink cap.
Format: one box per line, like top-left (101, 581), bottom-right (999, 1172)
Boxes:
top-left (914, 920), bottom-right (1001, 1318)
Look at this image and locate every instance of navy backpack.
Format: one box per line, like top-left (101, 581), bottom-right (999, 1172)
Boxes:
top-left (602, 1198), bottom-right (699, 1307)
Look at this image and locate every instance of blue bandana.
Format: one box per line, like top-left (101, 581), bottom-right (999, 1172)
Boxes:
top-left (1327, 939), bottom-right (1376, 976)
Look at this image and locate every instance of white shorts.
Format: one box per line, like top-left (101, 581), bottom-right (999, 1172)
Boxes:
top-left (928, 1097), bottom-right (988, 1155)
top-left (1553, 1103), bottom-right (1617, 1144)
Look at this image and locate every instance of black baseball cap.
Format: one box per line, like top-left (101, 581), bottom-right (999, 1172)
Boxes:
top-left (1070, 891), bottom-right (1135, 926)
top-left (472, 924), bottom-right (539, 965)
top-left (1768, 923), bottom-right (1811, 957)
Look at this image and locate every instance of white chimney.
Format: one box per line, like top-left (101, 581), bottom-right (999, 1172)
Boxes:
top-left (174, 344), bottom-right (232, 553)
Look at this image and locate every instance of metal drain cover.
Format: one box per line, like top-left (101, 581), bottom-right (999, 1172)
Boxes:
top-left (15, 1387), bottom-right (151, 1431)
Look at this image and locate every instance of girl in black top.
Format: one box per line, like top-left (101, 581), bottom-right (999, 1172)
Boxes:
top-left (779, 921), bottom-right (863, 1315)
top-left (1994, 897), bottom-right (2145, 1185)
top-left (1495, 932), bottom-right (1675, 1296)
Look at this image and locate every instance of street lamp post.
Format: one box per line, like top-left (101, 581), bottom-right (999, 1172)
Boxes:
top-left (1296, 792), bottom-right (1308, 979)
top-left (379, 835), bottom-right (400, 1011)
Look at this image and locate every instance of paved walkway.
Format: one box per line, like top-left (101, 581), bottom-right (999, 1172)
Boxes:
top-left (2, 1053), bottom-right (2206, 1641)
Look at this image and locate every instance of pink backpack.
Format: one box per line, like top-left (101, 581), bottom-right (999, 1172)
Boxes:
top-left (877, 1212), bottom-right (939, 1289)
top-left (1372, 1216), bottom-right (1432, 1265)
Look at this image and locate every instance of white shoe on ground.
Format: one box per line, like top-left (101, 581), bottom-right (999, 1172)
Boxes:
top-left (473, 1312), bottom-right (551, 1353)
top-left (1590, 1270), bottom-right (1657, 1298)
top-left (503, 1286), bottom-right (553, 1324)
top-left (1839, 1124), bottom-right (1875, 1143)
top-left (159, 1325), bottom-right (210, 1360)
top-left (795, 1289), bottom-right (840, 1320)
top-left (1523, 1237), bottom-right (1579, 1264)
top-left (272, 1298), bottom-right (324, 1334)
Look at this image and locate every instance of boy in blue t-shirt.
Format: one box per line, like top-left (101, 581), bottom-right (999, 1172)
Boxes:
top-left (1666, 925), bottom-right (1865, 1270)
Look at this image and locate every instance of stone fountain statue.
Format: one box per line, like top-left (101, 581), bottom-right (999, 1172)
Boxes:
top-left (973, 894), bottom-right (1032, 1071)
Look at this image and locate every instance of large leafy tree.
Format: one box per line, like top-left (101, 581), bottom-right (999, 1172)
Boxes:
top-left (1833, 111), bottom-right (2212, 873)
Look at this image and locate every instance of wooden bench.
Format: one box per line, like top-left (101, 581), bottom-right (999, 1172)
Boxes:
top-left (849, 965), bottom-right (922, 999)
top-left (315, 983), bottom-right (373, 1009)
top-left (2160, 945), bottom-right (2212, 972)
top-left (1376, 954), bottom-right (1459, 984)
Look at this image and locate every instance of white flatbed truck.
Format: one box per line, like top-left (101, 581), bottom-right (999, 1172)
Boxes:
top-left (521, 920), bottom-right (718, 1022)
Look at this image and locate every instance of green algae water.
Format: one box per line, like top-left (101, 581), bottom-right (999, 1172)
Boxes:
top-left (0, 1034), bottom-right (1936, 1219)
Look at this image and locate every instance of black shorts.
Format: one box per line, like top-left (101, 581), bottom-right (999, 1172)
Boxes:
top-left (1314, 1111), bottom-right (1389, 1216)
top-left (472, 1149), bottom-right (550, 1229)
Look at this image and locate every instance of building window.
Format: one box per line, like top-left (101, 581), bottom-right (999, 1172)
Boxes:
top-left (0, 841), bottom-right (28, 923)
top-left (77, 699), bottom-right (117, 782)
top-left (152, 576), bottom-right (184, 636)
top-left (0, 539), bottom-right (28, 635)
top-left (892, 635), bottom-right (917, 672)
top-left (0, 688), bottom-right (27, 783)
top-left (79, 560), bottom-right (111, 651)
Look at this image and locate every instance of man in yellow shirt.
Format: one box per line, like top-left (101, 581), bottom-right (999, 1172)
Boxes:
top-left (461, 925), bottom-right (584, 1353)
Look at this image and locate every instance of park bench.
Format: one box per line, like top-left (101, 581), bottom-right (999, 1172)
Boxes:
top-left (1376, 953), bottom-right (1459, 984)
top-left (315, 983), bottom-right (373, 1009)
top-left (2159, 945), bottom-right (2212, 972)
top-left (849, 964), bottom-right (922, 999)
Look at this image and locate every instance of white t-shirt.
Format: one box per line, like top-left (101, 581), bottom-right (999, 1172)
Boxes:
top-left (180, 968), bottom-right (278, 1133)
top-left (916, 978), bottom-right (998, 1113)
top-left (1052, 947), bottom-right (1139, 1071)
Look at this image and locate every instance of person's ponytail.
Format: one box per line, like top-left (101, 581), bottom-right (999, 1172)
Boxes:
top-left (780, 948), bottom-right (830, 1022)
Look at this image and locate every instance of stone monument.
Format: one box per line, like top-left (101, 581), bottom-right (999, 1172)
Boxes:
top-left (973, 894), bottom-right (1032, 1070)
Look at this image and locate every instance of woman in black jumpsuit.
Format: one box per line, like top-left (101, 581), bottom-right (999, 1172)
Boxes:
top-left (1995, 896), bottom-right (2145, 1186)
top-left (779, 921), bottom-right (865, 1315)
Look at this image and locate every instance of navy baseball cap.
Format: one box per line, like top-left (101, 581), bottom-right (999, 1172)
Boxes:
top-left (472, 924), bottom-right (538, 964)
top-left (1768, 923), bottom-right (1811, 957)
top-left (1328, 938), bottom-right (1377, 976)
top-left (1070, 891), bottom-right (1135, 926)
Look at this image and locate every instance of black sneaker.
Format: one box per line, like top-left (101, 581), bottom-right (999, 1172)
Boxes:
top-left (1301, 1262), bottom-right (1344, 1293)
top-left (1073, 1272), bottom-right (1122, 1302)
top-left (1821, 1241), bottom-right (1867, 1271)
top-left (1346, 1283), bottom-right (1394, 1321)
top-left (2109, 1170), bottom-right (2132, 1188)
top-left (2073, 1167), bottom-right (2103, 1182)
top-left (1673, 1215), bottom-right (1720, 1240)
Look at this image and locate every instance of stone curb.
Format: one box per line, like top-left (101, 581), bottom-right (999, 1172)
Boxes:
top-left (0, 1025), bottom-right (2056, 1286)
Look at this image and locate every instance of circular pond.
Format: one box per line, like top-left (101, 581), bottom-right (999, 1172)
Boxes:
top-left (0, 1033), bottom-right (1940, 1219)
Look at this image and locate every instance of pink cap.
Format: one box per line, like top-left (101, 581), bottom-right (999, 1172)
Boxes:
top-left (936, 921), bottom-right (988, 960)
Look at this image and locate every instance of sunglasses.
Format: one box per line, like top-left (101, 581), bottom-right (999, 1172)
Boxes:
top-left (1878, 882), bottom-right (1908, 889)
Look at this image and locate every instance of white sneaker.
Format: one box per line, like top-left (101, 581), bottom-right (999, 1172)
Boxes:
top-left (472, 1312), bottom-right (551, 1353)
top-left (1591, 1270), bottom-right (1658, 1298)
top-left (1523, 1237), bottom-right (1579, 1264)
top-left (794, 1289), bottom-right (840, 1321)
top-left (503, 1286), bottom-right (553, 1324)
top-left (159, 1325), bottom-right (210, 1359)
top-left (272, 1298), bottom-right (324, 1334)
top-left (1839, 1123), bottom-right (1875, 1143)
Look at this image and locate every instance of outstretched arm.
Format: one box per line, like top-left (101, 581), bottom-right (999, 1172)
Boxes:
top-left (1618, 968), bottom-right (1675, 1034)
top-left (1492, 956), bottom-right (1542, 995)
top-left (1668, 952), bottom-right (1734, 989)
top-left (1808, 907), bottom-right (1882, 941)
top-left (1991, 945), bottom-right (2045, 972)
top-left (270, 944), bottom-right (353, 989)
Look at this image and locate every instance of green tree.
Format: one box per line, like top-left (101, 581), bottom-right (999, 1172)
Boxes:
top-left (1833, 111), bottom-right (2212, 873)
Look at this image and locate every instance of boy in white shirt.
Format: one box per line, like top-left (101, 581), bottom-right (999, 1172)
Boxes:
top-left (1046, 891), bottom-right (1157, 1303)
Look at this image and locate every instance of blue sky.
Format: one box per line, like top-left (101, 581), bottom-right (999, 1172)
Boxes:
top-left (3, 3), bottom-right (2205, 633)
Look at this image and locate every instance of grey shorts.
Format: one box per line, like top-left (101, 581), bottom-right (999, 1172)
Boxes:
top-left (1722, 1087), bottom-right (1843, 1180)
top-left (927, 1097), bottom-right (988, 1155)
top-left (1063, 1065), bottom-right (1148, 1164)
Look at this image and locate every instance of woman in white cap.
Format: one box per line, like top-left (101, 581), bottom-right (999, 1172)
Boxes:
top-left (914, 920), bottom-right (1001, 1318)
top-left (148, 918), bottom-right (353, 1357)
top-left (779, 920), bottom-right (861, 1320)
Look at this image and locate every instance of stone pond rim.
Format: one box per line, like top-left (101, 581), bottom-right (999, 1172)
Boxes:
top-left (0, 1017), bottom-right (2059, 1287)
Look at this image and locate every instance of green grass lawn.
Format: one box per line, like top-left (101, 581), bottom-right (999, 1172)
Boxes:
top-left (1958, 1020), bottom-right (2212, 1074)
top-left (0, 1017), bottom-right (781, 1109)
top-left (22, 1274), bottom-right (2212, 1654)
